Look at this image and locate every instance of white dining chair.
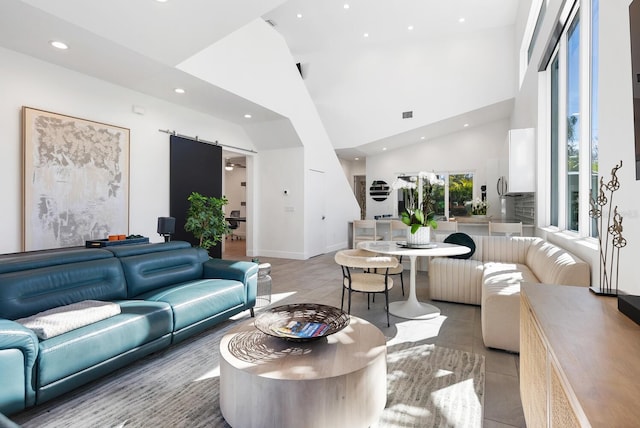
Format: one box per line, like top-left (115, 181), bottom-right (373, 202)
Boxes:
top-left (335, 248), bottom-right (398, 327)
top-left (389, 220), bottom-right (409, 241)
top-left (352, 220), bottom-right (383, 248)
top-left (434, 220), bottom-right (458, 234)
top-left (488, 222), bottom-right (523, 237)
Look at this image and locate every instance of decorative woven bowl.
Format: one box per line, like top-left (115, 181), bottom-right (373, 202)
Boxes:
top-left (255, 303), bottom-right (350, 342)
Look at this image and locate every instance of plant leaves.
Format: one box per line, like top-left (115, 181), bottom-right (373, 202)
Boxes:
top-left (184, 192), bottom-right (230, 250)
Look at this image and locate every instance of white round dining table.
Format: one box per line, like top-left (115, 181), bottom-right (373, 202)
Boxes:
top-left (357, 240), bottom-right (470, 320)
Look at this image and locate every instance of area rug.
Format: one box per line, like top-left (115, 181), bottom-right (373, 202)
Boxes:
top-left (13, 320), bottom-right (484, 428)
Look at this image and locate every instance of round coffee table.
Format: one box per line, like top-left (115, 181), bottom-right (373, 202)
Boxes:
top-left (219, 314), bottom-right (387, 428)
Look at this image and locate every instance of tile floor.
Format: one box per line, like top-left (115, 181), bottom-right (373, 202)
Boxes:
top-left (224, 240), bottom-right (527, 427)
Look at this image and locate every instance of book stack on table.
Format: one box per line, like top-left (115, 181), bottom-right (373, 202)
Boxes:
top-left (272, 321), bottom-right (330, 339)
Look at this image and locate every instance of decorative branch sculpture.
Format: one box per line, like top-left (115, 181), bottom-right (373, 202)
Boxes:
top-left (589, 161), bottom-right (626, 296)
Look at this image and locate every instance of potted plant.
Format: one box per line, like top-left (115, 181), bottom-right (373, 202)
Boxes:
top-left (393, 172), bottom-right (442, 244)
top-left (184, 192), bottom-right (230, 250)
top-left (469, 197), bottom-right (488, 217)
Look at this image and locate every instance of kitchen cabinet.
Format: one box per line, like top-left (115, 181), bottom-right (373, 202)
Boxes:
top-left (502, 128), bottom-right (535, 193)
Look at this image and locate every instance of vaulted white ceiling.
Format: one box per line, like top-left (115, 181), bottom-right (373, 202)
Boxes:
top-left (0, 0), bottom-right (522, 158)
top-left (263, 0), bottom-right (521, 159)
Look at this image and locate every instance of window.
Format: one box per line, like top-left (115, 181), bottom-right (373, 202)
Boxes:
top-left (566, 16), bottom-right (580, 232)
top-left (550, 56), bottom-right (560, 226)
top-left (590, 0), bottom-right (599, 237)
top-left (544, 0), bottom-right (598, 237)
top-left (447, 173), bottom-right (474, 218)
top-left (432, 174), bottom-right (446, 218)
top-left (396, 172), bottom-right (474, 219)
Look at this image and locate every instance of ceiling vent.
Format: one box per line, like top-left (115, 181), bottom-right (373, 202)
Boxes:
top-left (265, 19), bottom-right (277, 27)
top-left (402, 111), bottom-right (413, 119)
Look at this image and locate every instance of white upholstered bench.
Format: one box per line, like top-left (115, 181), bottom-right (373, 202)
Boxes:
top-left (429, 235), bottom-right (590, 352)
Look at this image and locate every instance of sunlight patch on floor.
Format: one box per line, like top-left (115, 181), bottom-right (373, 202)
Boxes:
top-left (194, 365), bottom-right (220, 381)
top-left (386, 315), bottom-right (447, 345)
top-left (378, 403), bottom-right (431, 424)
top-left (264, 291), bottom-right (297, 306)
top-left (431, 378), bottom-right (482, 422)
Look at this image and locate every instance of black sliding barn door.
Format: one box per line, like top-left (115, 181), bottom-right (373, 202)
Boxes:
top-left (169, 135), bottom-right (222, 258)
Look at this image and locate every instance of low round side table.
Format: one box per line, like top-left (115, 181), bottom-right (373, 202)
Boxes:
top-left (219, 314), bottom-right (387, 428)
top-left (256, 263), bottom-right (272, 308)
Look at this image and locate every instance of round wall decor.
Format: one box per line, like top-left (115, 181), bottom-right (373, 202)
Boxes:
top-left (369, 180), bottom-right (389, 201)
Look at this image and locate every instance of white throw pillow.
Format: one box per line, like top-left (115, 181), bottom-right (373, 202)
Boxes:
top-left (16, 300), bottom-right (121, 340)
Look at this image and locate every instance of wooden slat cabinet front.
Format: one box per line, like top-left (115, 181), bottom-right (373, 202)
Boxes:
top-left (520, 287), bottom-right (590, 428)
top-left (519, 295), bottom-right (548, 427)
top-left (549, 359), bottom-right (582, 427)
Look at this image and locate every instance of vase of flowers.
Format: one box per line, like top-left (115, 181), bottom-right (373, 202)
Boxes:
top-left (393, 172), bottom-right (442, 245)
top-left (469, 197), bottom-right (488, 218)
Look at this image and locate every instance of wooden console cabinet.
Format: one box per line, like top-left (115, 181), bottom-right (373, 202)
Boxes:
top-left (520, 283), bottom-right (640, 427)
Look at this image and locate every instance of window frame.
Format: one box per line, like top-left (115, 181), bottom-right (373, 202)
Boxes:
top-left (520, 0), bottom-right (547, 87)
top-left (394, 171), bottom-right (476, 220)
top-left (542, 0), bottom-right (598, 239)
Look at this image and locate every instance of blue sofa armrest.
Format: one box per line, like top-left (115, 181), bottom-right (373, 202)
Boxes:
top-left (0, 412), bottom-right (21, 428)
top-left (0, 320), bottom-right (39, 412)
top-left (203, 259), bottom-right (259, 307)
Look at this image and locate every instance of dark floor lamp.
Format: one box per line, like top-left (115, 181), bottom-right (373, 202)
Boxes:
top-left (157, 217), bottom-right (175, 242)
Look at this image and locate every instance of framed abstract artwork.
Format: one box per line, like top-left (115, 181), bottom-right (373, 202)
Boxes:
top-left (22, 107), bottom-right (130, 251)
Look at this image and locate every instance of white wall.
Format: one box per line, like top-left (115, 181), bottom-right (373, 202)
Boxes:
top-left (256, 148), bottom-right (305, 258)
top-left (365, 119), bottom-right (509, 220)
top-left (339, 158), bottom-right (366, 191)
top-left (0, 17), bottom-right (361, 259)
top-left (179, 19), bottom-right (360, 257)
top-left (597, 0), bottom-right (639, 294)
top-left (0, 46), bottom-right (255, 254)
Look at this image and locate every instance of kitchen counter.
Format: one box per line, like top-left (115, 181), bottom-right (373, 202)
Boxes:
top-left (348, 218), bottom-right (534, 248)
top-left (449, 217), bottom-right (534, 237)
top-left (450, 216), bottom-right (533, 225)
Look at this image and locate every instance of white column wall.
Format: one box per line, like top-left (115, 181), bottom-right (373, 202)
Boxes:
top-left (179, 19), bottom-right (360, 258)
top-left (596, 0), bottom-right (638, 294)
top-left (256, 148), bottom-right (305, 258)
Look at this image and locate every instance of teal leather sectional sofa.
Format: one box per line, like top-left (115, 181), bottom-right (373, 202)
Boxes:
top-left (0, 241), bottom-right (258, 415)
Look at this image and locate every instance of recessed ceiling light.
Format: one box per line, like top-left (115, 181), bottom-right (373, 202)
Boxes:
top-left (463, 123), bottom-right (469, 127)
top-left (296, 13), bottom-right (302, 18)
top-left (156, 0), bottom-right (168, 3)
top-left (420, 136), bottom-right (425, 140)
top-left (407, 25), bottom-right (414, 31)
top-left (355, 157), bottom-right (360, 160)
top-left (244, 114), bottom-right (252, 119)
top-left (363, 33), bottom-right (369, 38)
top-left (50, 40), bottom-right (68, 50)
top-left (382, 147), bottom-right (387, 151)
top-left (459, 17), bottom-right (466, 23)
top-left (174, 88), bottom-right (185, 94)
top-left (343, 4), bottom-right (350, 9)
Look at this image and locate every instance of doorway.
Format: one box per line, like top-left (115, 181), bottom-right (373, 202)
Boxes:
top-left (308, 169), bottom-right (327, 257)
top-left (169, 135), bottom-right (222, 258)
top-left (222, 152), bottom-right (247, 259)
